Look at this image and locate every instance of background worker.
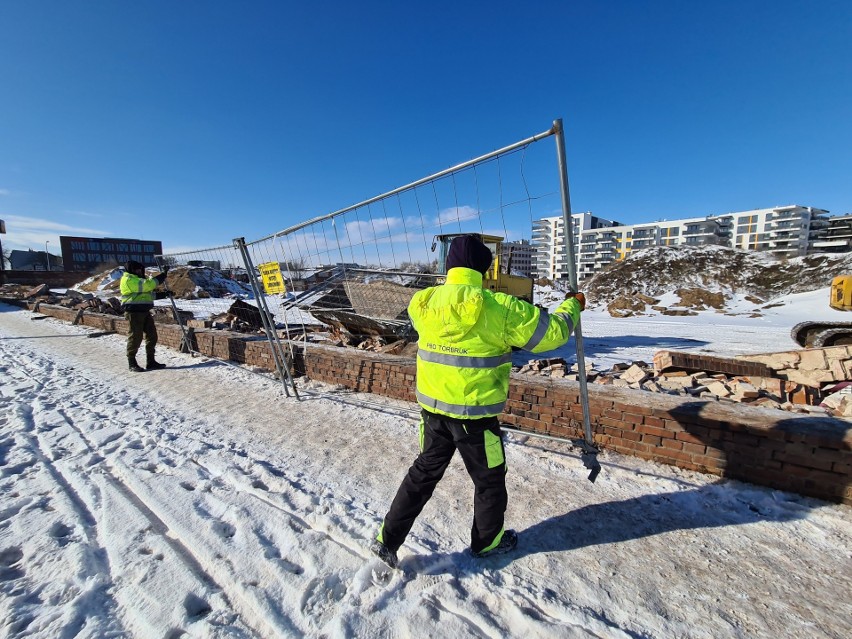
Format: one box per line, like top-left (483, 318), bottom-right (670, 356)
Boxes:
top-left (120, 260), bottom-right (169, 372)
top-left (372, 234), bottom-right (586, 568)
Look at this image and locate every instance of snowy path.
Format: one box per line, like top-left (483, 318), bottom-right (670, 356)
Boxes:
top-left (1, 303), bottom-right (850, 638)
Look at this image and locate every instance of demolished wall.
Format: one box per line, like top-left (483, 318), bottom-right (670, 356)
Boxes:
top-left (738, 346), bottom-right (852, 387)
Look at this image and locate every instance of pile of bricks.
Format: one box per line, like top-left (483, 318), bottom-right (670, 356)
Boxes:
top-left (515, 348), bottom-right (852, 419)
top-left (58, 290), bottom-right (123, 315)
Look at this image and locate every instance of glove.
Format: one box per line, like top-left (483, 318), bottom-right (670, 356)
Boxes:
top-left (155, 272), bottom-right (167, 285)
top-left (565, 291), bottom-right (586, 311)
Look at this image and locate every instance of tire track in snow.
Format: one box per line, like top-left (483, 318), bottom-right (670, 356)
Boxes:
top-left (0, 342), bottom-right (278, 637)
top-left (2, 335), bottom-right (396, 636)
top-left (2, 313), bottom-right (622, 637)
top-left (0, 376), bottom-right (124, 636)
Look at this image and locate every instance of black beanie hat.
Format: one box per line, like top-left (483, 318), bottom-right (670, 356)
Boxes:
top-left (125, 260), bottom-right (144, 272)
top-left (446, 235), bottom-right (493, 275)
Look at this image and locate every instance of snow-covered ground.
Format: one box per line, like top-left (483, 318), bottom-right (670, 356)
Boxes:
top-left (0, 294), bottom-right (850, 638)
top-left (533, 287), bottom-right (850, 370)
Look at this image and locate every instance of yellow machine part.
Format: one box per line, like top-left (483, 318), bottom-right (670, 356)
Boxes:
top-left (483, 272), bottom-right (534, 302)
top-left (435, 233), bottom-right (534, 303)
top-left (829, 275), bottom-right (852, 311)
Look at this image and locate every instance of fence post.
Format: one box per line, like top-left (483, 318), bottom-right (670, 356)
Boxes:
top-left (554, 118), bottom-right (600, 482)
top-left (233, 237), bottom-right (300, 399)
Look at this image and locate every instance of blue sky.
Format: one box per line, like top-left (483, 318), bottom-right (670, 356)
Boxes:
top-left (1, 1), bottom-right (850, 257)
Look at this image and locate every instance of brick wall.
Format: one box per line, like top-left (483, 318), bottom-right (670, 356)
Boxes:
top-left (1, 270), bottom-right (89, 288)
top-left (298, 342), bottom-right (851, 504)
top-left (31, 303), bottom-right (852, 505)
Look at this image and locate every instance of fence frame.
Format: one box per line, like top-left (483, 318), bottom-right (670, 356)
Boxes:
top-left (161, 118), bottom-right (589, 425)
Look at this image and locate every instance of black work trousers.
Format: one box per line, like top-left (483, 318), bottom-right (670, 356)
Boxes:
top-left (125, 311), bottom-right (158, 360)
top-left (380, 409), bottom-right (508, 554)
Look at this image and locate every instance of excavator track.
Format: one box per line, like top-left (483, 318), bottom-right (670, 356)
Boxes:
top-left (791, 321), bottom-right (852, 348)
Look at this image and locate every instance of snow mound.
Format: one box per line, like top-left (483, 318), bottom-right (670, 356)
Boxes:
top-left (583, 245), bottom-right (852, 305)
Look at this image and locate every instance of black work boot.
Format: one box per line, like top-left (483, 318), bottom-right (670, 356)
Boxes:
top-left (471, 529), bottom-right (518, 559)
top-left (370, 540), bottom-right (399, 569)
top-left (146, 355), bottom-right (166, 370)
top-left (128, 357), bottom-right (145, 372)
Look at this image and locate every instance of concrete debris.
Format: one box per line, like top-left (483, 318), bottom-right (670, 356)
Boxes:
top-left (514, 347), bottom-right (852, 420)
top-left (620, 364), bottom-right (649, 385)
top-left (207, 299), bottom-right (269, 333)
top-left (26, 283), bottom-right (51, 298)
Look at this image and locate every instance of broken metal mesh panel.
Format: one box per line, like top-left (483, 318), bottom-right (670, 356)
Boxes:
top-left (243, 143), bottom-right (559, 342)
top-left (154, 243), bottom-right (254, 323)
top-left (160, 128), bottom-right (563, 372)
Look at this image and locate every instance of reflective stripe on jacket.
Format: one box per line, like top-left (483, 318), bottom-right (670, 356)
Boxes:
top-left (120, 272), bottom-right (159, 312)
top-left (409, 267), bottom-right (582, 420)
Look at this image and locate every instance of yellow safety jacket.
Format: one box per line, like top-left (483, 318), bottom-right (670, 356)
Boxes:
top-left (120, 272), bottom-right (159, 312)
top-left (409, 267), bottom-right (582, 420)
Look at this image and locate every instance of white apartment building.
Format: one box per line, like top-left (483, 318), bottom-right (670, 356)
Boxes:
top-left (532, 212), bottom-right (622, 281)
top-left (718, 205), bottom-right (828, 256)
top-left (533, 205), bottom-right (833, 282)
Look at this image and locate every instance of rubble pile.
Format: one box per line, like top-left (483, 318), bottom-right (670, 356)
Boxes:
top-left (207, 299), bottom-right (273, 333)
top-left (515, 352), bottom-right (852, 420)
top-left (354, 337), bottom-right (418, 357)
top-left (72, 265), bottom-right (252, 300)
top-left (0, 283), bottom-right (61, 302)
top-left (58, 290), bottom-right (123, 315)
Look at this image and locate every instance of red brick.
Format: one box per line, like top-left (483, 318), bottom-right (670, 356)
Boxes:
top-left (643, 415), bottom-right (665, 428)
top-left (636, 425), bottom-right (674, 439)
top-left (682, 442), bottom-right (707, 455)
top-left (622, 412), bottom-right (645, 425)
top-left (614, 401), bottom-right (652, 416)
top-left (675, 431), bottom-right (707, 446)
top-left (642, 435), bottom-right (663, 447)
top-left (654, 449), bottom-right (693, 464)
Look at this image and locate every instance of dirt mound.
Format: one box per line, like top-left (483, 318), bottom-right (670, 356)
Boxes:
top-left (584, 245), bottom-right (852, 308)
top-left (72, 266), bottom-right (253, 300)
top-left (674, 287), bottom-right (725, 310)
top-left (607, 293), bottom-right (660, 317)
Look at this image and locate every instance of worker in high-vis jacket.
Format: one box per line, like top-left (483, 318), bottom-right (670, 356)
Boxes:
top-left (371, 234), bottom-right (586, 568)
top-left (120, 260), bottom-right (169, 372)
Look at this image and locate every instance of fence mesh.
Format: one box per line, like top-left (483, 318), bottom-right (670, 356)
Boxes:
top-left (158, 124), bottom-right (567, 380)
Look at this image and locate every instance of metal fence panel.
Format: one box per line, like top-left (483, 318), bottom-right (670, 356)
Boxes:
top-left (160, 122), bottom-right (568, 390)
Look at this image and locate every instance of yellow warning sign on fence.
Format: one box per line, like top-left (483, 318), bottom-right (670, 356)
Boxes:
top-left (258, 262), bottom-right (286, 295)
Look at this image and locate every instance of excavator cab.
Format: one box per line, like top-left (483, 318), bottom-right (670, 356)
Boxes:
top-left (432, 233), bottom-right (534, 302)
top-left (791, 274), bottom-right (852, 347)
top-left (829, 275), bottom-right (852, 311)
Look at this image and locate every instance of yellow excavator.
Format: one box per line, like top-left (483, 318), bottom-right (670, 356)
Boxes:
top-left (433, 233), bottom-right (534, 302)
top-left (791, 275), bottom-right (852, 347)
